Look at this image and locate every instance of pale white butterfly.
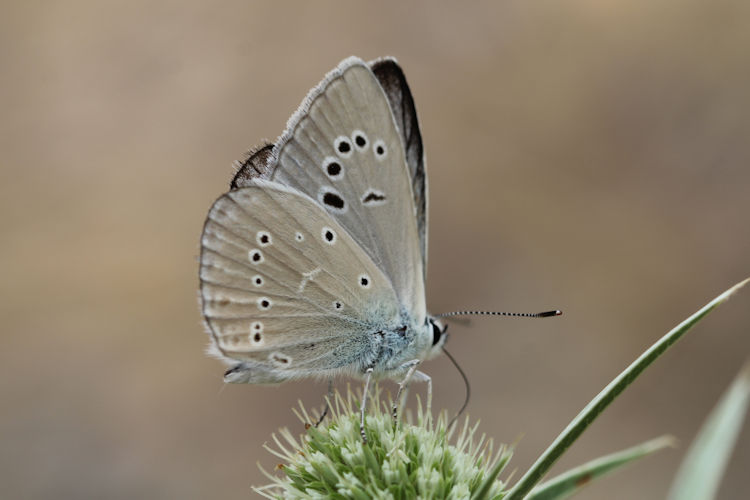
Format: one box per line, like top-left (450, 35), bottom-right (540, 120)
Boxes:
top-left (199, 56), bottom-right (558, 441)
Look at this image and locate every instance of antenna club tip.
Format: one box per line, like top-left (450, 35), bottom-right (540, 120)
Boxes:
top-left (539, 310), bottom-right (563, 317)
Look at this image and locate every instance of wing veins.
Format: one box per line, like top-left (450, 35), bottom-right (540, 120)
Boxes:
top-left (214, 195), bottom-right (363, 302)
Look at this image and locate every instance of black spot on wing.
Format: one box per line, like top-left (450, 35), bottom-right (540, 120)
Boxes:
top-left (327, 162), bottom-right (341, 176)
top-left (362, 191), bottom-right (386, 204)
top-left (323, 192), bottom-right (345, 210)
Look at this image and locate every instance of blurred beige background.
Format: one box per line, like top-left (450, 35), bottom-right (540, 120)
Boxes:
top-left (2, 1), bottom-right (749, 498)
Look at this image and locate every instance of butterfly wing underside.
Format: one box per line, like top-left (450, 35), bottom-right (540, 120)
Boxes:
top-left (231, 57), bottom-right (428, 280)
top-left (370, 57), bottom-right (428, 276)
top-left (200, 181), bottom-right (400, 383)
top-left (271, 57), bottom-right (426, 322)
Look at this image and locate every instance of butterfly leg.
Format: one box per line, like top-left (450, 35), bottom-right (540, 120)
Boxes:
top-left (360, 367), bottom-right (375, 444)
top-left (391, 360), bottom-right (430, 423)
top-left (314, 379), bottom-right (334, 427)
top-left (414, 370), bottom-right (433, 418)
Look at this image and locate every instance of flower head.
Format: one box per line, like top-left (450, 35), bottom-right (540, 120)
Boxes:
top-left (257, 385), bottom-right (511, 499)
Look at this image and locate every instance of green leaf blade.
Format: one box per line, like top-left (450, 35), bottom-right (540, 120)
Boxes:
top-left (506, 278), bottom-right (749, 500)
top-left (667, 362), bottom-right (750, 500)
top-left (527, 436), bottom-right (674, 500)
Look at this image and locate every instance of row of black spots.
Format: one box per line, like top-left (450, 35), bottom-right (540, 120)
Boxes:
top-left (334, 131), bottom-right (366, 158)
top-left (251, 321), bottom-right (264, 345)
top-left (318, 187), bottom-right (347, 213)
top-left (249, 230), bottom-right (270, 266)
top-left (252, 274), bottom-right (264, 287)
top-left (333, 300), bottom-right (343, 310)
top-left (361, 189), bottom-right (387, 206)
top-left (334, 132), bottom-right (387, 160)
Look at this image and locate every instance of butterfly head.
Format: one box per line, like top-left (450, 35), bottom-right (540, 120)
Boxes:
top-left (425, 316), bottom-right (449, 358)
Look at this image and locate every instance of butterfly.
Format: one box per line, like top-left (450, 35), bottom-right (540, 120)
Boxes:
top-left (199, 56), bottom-right (559, 440)
top-left (199, 56), bottom-right (444, 437)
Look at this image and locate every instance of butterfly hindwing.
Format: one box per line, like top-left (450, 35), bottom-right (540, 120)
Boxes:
top-left (200, 181), bottom-right (400, 381)
top-left (271, 57), bottom-right (426, 322)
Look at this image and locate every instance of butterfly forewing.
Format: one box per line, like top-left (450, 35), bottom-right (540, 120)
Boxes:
top-left (200, 181), bottom-right (400, 370)
top-left (230, 58), bottom-right (429, 280)
top-left (271, 58), bottom-right (426, 323)
top-left (370, 57), bottom-right (428, 275)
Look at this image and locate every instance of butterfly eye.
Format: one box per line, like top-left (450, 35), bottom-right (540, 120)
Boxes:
top-left (431, 322), bottom-right (443, 346)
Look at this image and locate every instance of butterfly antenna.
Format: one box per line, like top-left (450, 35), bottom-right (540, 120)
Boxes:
top-left (436, 309), bottom-right (562, 319)
top-left (443, 347), bottom-right (470, 430)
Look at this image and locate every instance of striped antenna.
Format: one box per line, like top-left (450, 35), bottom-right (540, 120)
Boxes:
top-left (436, 309), bottom-right (562, 319)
